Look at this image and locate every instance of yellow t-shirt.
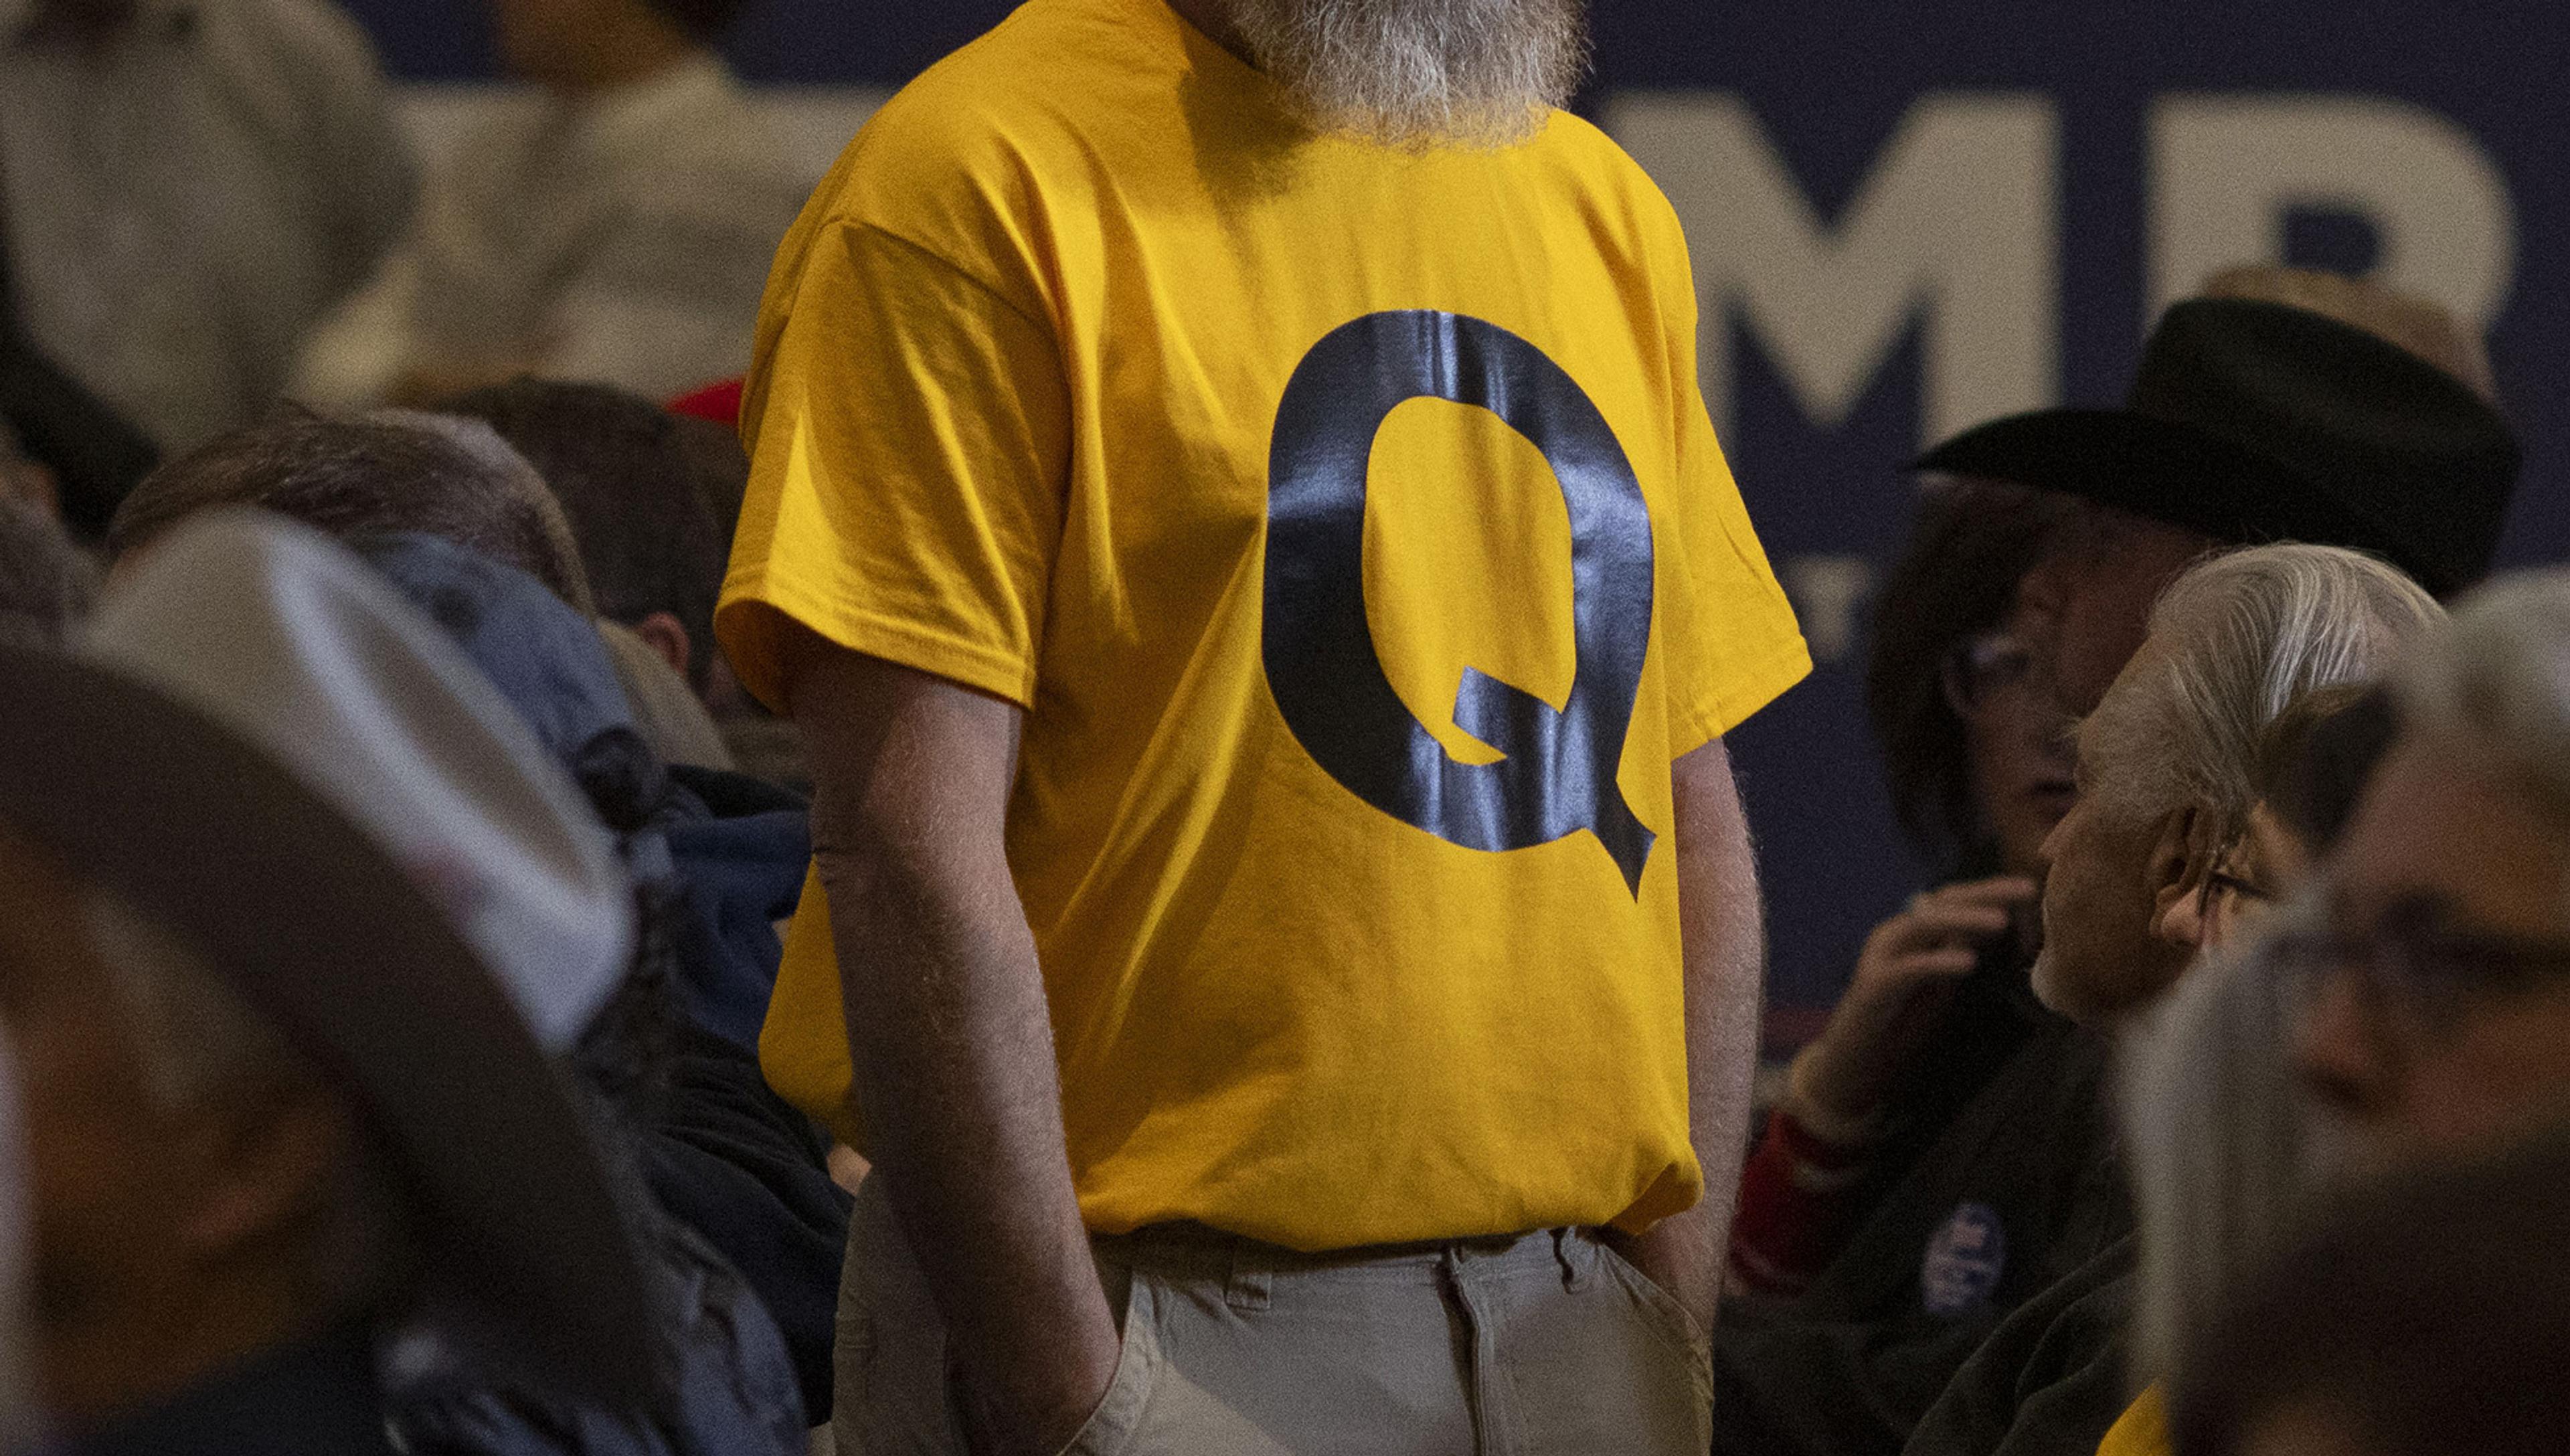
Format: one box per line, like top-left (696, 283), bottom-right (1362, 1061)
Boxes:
top-left (716, 0), bottom-right (1810, 1250)
top-left (2097, 1386), bottom-right (2169, 1456)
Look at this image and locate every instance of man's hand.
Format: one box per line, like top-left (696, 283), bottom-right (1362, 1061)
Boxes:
top-left (782, 626), bottom-right (1118, 1453)
top-left (1788, 876), bottom-right (2039, 1137)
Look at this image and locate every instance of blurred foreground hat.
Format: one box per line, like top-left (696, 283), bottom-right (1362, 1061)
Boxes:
top-left (0, 511), bottom-right (657, 1408)
top-left (1915, 268), bottom-right (2519, 597)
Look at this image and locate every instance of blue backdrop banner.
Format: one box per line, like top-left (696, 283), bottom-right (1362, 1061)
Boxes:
top-left (341, 0), bottom-right (2570, 1011)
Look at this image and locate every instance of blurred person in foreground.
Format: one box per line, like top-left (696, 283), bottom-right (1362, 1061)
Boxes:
top-left (2170, 1123), bottom-right (2570, 1456)
top-left (0, 512), bottom-right (666, 1451)
top-left (109, 407), bottom-right (802, 1050)
top-left (2288, 567), bottom-right (2570, 1172)
top-left (1892, 547), bottom-right (2439, 1456)
top-left (0, 0), bottom-right (414, 470)
top-left (2163, 566), bottom-right (2570, 1455)
top-left (303, 0), bottom-right (806, 406)
top-left (60, 513), bottom-right (810, 1455)
top-left (2098, 686), bottom-right (2402, 1456)
top-left (1715, 268), bottom-right (2518, 1456)
top-left (102, 415), bottom-right (846, 1414)
top-left (104, 404), bottom-right (737, 772)
top-left (349, 532), bottom-right (843, 1420)
top-left (0, 495), bottom-right (91, 648)
top-left (719, 0), bottom-right (1812, 1449)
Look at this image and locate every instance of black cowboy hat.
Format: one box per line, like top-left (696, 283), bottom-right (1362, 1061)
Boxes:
top-left (1914, 297), bottom-right (2521, 598)
top-left (0, 644), bottom-right (662, 1413)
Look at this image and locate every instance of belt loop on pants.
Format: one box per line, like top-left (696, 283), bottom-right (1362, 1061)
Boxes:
top-left (1225, 1239), bottom-right (1273, 1311)
top-left (1552, 1228), bottom-right (1590, 1291)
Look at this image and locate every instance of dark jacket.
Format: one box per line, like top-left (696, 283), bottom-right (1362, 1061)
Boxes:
top-left (70, 1322), bottom-right (397, 1456)
top-left (390, 1144), bottom-right (809, 1456)
top-left (1899, 1236), bottom-right (2138, 1456)
top-left (1714, 972), bottom-right (2130, 1456)
top-left (642, 1016), bottom-right (851, 1422)
top-left (661, 763), bottom-right (809, 1055)
top-left (355, 536), bottom-right (847, 1431)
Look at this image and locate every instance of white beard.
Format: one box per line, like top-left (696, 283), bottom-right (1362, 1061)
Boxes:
top-left (1222, 0), bottom-right (1590, 149)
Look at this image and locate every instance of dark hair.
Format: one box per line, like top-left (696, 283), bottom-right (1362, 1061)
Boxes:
top-left (2253, 682), bottom-right (2400, 852)
top-left (106, 407), bottom-right (596, 614)
top-left (0, 497), bottom-right (97, 649)
top-left (1867, 478), bottom-right (2077, 864)
top-left (438, 380), bottom-right (732, 685)
top-left (642, 0), bottom-right (750, 43)
top-left (2174, 1126), bottom-right (2570, 1456)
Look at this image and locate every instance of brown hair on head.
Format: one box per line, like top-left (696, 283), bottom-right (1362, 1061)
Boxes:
top-left (106, 406), bottom-right (596, 616)
top-left (1866, 476), bottom-right (2079, 865)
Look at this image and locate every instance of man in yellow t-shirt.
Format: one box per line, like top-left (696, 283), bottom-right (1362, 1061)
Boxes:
top-left (716, 0), bottom-right (1809, 1448)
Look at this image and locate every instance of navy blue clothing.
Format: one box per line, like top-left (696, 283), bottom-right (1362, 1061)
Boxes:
top-left (643, 1015), bottom-right (851, 1423)
top-left (390, 1146), bottom-right (808, 1456)
top-left (70, 1323), bottom-right (395, 1456)
top-left (662, 764), bottom-right (808, 1053)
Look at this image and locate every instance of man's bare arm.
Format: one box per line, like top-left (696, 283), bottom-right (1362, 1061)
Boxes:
top-left (782, 627), bottom-right (1117, 1453)
top-left (1618, 734), bottom-right (1765, 1337)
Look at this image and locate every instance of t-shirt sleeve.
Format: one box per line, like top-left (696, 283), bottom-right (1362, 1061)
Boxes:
top-left (716, 215), bottom-right (1071, 712)
top-left (1652, 243), bottom-right (1810, 755)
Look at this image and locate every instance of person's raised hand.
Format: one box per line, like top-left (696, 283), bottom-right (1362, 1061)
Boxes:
top-left (1786, 875), bottom-right (2040, 1138)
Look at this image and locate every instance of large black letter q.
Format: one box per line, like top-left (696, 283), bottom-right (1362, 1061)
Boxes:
top-left (1262, 310), bottom-right (1658, 895)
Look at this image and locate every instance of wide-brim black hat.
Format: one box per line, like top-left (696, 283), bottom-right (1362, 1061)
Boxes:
top-left (0, 645), bottom-right (661, 1413)
top-left (1915, 297), bottom-right (2521, 598)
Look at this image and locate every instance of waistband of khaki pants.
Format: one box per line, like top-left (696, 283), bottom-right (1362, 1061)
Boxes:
top-left (1090, 1221), bottom-right (1606, 1305)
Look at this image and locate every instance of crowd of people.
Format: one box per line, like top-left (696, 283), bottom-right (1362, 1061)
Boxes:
top-left (0, 0), bottom-right (2565, 1453)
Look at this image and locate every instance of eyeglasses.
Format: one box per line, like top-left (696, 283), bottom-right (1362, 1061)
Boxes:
top-left (1940, 632), bottom-right (2049, 720)
top-left (2272, 895), bottom-right (2570, 1028)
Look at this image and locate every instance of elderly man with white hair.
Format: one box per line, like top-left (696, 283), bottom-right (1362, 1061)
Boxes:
top-left (1897, 543), bottom-right (2441, 1456)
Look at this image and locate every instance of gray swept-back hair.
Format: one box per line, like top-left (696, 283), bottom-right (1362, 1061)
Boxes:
top-left (2393, 567), bottom-right (2570, 869)
top-left (2083, 544), bottom-right (2442, 841)
top-left (1224, 0), bottom-right (1590, 148)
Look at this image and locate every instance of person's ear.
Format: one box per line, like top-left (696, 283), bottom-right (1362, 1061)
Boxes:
top-left (175, 1085), bottom-right (350, 1260)
top-left (630, 611), bottom-right (692, 681)
top-left (2149, 806), bottom-right (2221, 951)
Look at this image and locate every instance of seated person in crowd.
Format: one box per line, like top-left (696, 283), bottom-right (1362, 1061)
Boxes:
top-left (2288, 566), bottom-right (2570, 1172)
top-left (301, 0), bottom-right (807, 405)
top-left (2172, 1123), bottom-right (2570, 1456)
top-left (1731, 480), bottom-right (2071, 1299)
top-left (104, 404), bottom-right (730, 772)
top-left (430, 379), bottom-right (815, 1044)
top-left (103, 413), bottom-right (846, 1419)
top-left (436, 380), bottom-right (733, 707)
top-left (0, 515), bottom-right (666, 1451)
top-left (1714, 267), bottom-right (2517, 1456)
top-left (351, 531), bottom-right (844, 1419)
top-left (2102, 685), bottom-right (2403, 1456)
top-left (0, 0), bottom-right (414, 460)
top-left (106, 407), bottom-right (592, 612)
top-left (1899, 544), bottom-right (2441, 1455)
top-left (80, 514), bottom-right (810, 1455)
top-left (0, 496), bottom-right (91, 648)
top-left (434, 378), bottom-right (806, 782)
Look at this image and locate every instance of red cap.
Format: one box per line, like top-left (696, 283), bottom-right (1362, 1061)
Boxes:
top-left (667, 378), bottom-right (745, 430)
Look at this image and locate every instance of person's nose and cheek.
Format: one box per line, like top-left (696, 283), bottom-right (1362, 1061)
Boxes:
top-left (2290, 963), bottom-right (2403, 1134)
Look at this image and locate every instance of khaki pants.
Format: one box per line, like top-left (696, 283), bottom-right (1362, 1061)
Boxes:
top-left (833, 1179), bottom-right (1713, 1455)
